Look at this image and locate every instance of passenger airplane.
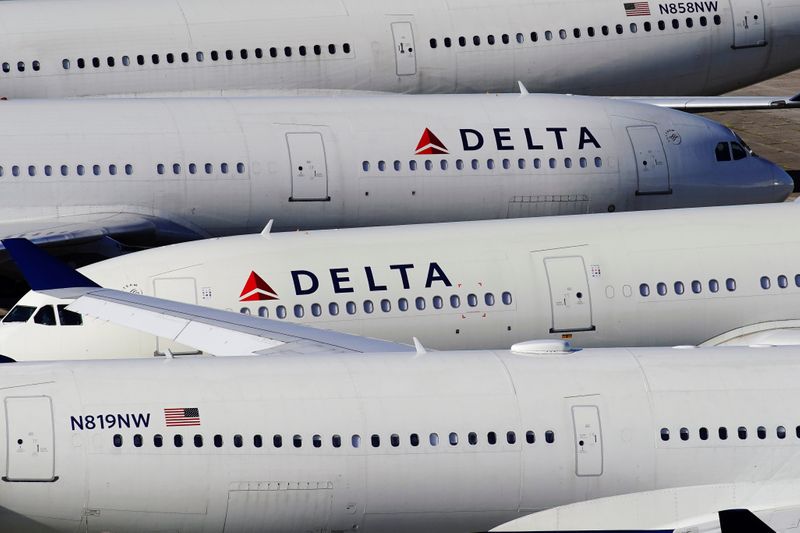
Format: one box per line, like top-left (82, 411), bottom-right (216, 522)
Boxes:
top-left (0, 243), bottom-right (798, 533)
top-left (0, 93), bottom-right (788, 281)
top-left (5, 202), bottom-right (800, 361)
top-left (0, 0), bottom-right (798, 97)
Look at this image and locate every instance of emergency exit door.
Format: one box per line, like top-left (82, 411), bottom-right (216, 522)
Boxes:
top-left (628, 126), bottom-right (671, 195)
top-left (571, 405), bottom-right (603, 476)
top-left (543, 256), bottom-right (595, 333)
top-left (287, 132), bottom-right (330, 201)
top-left (730, 0), bottom-right (766, 48)
top-left (391, 22), bottom-right (417, 76)
top-left (5, 396), bottom-right (56, 482)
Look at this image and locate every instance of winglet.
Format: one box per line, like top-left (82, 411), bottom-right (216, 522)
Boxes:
top-left (719, 509), bottom-right (775, 533)
top-left (2, 238), bottom-right (100, 291)
top-left (518, 81), bottom-right (529, 95)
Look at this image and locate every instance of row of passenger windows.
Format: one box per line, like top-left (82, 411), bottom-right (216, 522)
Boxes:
top-left (0, 60), bottom-right (40, 73)
top-left (113, 428), bottom-right (556, 449)
top-left (429, 16), bottom-right (722, 50)
top-left (640, 274), bottom-right (800, 297)
top-left (62, 43), bottom-right (352, 71)
top-left (241, 292), bottom-right (514, 319)
top-left (362, 157), bottom-right (604, 174)
top-left (0, 161), bottom-right (245, 179)
top-left (661, 425), bottom-right (800, 442)
top-left (156, 162), bottom-right (245, 176)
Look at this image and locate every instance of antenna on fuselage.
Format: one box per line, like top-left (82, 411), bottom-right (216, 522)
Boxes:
top-left (260, 220), bottom-right (274, 237)
top-left (412, 337), bottom-right (426, 356)
top-left (517, 81), bottom-right (529, 95)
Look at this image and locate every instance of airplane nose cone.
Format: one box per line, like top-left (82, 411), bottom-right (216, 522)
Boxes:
top-left (772, 165), bottom-right (795, 200)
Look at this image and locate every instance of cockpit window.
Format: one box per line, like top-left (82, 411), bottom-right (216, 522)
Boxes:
top-left (715, 142), bottom-right (731, 162)
top-left (33, 305), bottom-right (56, 326)
top-left (731, 142), bottom-right (748, 161)
top-left (734, 133), bottom-right (757, 157)
top-left (57, 305), bottom-right (83, 326)
top-left (2, 305), bottom-right (36, 323)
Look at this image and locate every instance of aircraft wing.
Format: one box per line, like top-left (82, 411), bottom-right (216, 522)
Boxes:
top-left (619, 94), bottom-right (800, 112)
top-left (2, 238), bottom-right (414, 356)
top-left (0, 212), bottom-right (203, 253)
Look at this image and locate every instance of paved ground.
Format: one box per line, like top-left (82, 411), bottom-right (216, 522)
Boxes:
top-left (701, 68), bottom-right (800, 185)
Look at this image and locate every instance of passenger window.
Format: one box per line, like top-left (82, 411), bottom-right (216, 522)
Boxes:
top-left (630, 23), bottom-right (638, 33)
top-left (657, 282), bottom-right (667, 296)
top-left (196, 52), bottom-right (204, 62)
top-left (709, 279), bottom-right (719, 293)
top-left (294, 304), bottom-right (304, 318)
top-left (518, 158), bottom-right (526, 169)
top-left (501, 34), bottom-right (510, 44)
top-left (639, 283), bottom-right (650, 297)
top-left (328, 44), bottom-right (336, 54)
top-left (545, 30), bottom-right (553, 41)
top-left (152, 54), bottom-right (160, 65)
top-left (471, 159), bottom-right (479, 170)
top-left (615, 24), bottom-right (623, 34)
top-left (692, 280), bottom-right (702, 294)
top-left (332, 434), bottom-right (341, 448)
top-left (62, 58), bottom-right (70, 70)
top-left (487, 34), bottom-right (495, 45)
top-left (409, 160), bottom-right (417, 171)
top-left (391, 434), bottom-right (400, 447)
top-left (674, 281), bottom-right (684, 295)
top-left (602, 25), bottom-right (610, 35)
top-left (109, 164), bottom-right (117, 176)
top-left (429, 433), bottom-right (439, 446)
top-left (410, 433), bottom-right (419, 446)
top-left (440, 160), bottom-right (448, 171)
top-left (644, 21), bottom-right (652, 31)
top-left (90, 58), bottom-right (98, 68)
top-left (254, 435), bottom-right (263, 448)
top-left (680, 427), bottom-right (689, 441)
top-left (525, 430), bottom-right (535, 444)
top-left (380, 299), bottom-right (391, 312)
top-left (530, 32), bottom-right (538, 42)
top-left (450, 295), bottom-right (461, 308)
top-left (258, 307), bottom-right (268, 318)
top-left (166, 53), bottom-right (175, 63)
top-left (588, 26), bottom-right (596, 37)
top-left (113, 434), bottom-right (122, 447)
top-left (328, 302), bottom-right (339, 316)
top-left (214, 435), bottom-right (223, 448)
top-left (726, 278), bottom-right (736, 291)
top-left (346, 301), bottom-right (357, 314)
top-left (718, 427), bottom-right (728, 440)
top-left (273, 435), bottom-right (282, 448)
top-left (761, 276), bottom-right (771, 290)
top-left (757, 426), bottom-right (766, 440)
top-left (658, 20), bottom-right (666, 30)
top-left (660, 428), bottom-right (670, 441)
top-left (700, 16), bottom-right (708, 26)
top-left (573, 28), bottom-right (581, 38)
top-left (125, 164), bottom-right (133, 175)
top-left (351, 434), bottom-right (361, 448)
top-left (44, 165), bottom-right (52, 176)
top-left (28, 166), bottom-right (36, 177)
top-left (485, 293), bottom-right (495, 306)
top-left (777, 426), bottom-right (786, 439)
top-left (672, 18), bottom-right (680, 29)
top-left (738, 427), bottom-right (747, 440)
top-left (715, 142), bottom-right (731, 162)
top-left (506, 431), bottom-right (516, 444)
top-left (312, 435), bottom-right (321, 448)
top-left (502, 292), bottom-right (512, 305)
top-left (487, 431), bottom-right (497, 445)
top-left (398, 298), bottom-right (409, 311)
top-left (194, 435), bottom-right (203, 447)
top-left (796, 274), bottom-right (800, 288)
top-left (221, 163), bottom-right (229, 174)
top-left (594, 157), bottom-right (603, 168)
top-left (174, 435), bottom-right (183, 447)
top-left (467, 294), bottom-right (478, 307)
top-left (469, 432), bottom-right (478, 445)
top-left (157, 163), bottom-right (165, 175)
top-left (415, 297), bottom-right (426, 310)
top-left (394, 160), bottom-right (401, 171)
top-left (363, 300), bottom-right (374, 314)
top-left (33, 305), bottom-right (56, 326)
top-left (433, 296), bottom-right (443, 309)
top-left (276, 305), bottom-right (286, 319)
top-left (92, 164), bottom-right (100, 176)
top-left (487, 159), bottom-right (495, 170)
top-left (311, 303), bottom-right (322, 317)
top-left (173, 163), bottom-right (181, 175)
top-left (343, 43), bottom-right (352, 54)
top-left (154, 434), bottom-right (163, 447)
top-left (778, 275), bottom-right (788, 288)
top-left (293, 435), bottom-right (302, 448)
top-left (548, 158), bottom-right (557, 169)
top-left (57, 305), bottom-right (83, 326)
top-left (534, 158), bottom-right (542, 169)
top-left (444, 37), bottom-right (452, 47)
top-left (61, 165), bottom-right (69, 176)
top-left (181, 52), bottom-right (189, 63)
top-left (686, 17), bottom-right (694, 28)
top-left (76, 58), bottom-right (85, 69)
top-left (731, 142), bottom-right (747, 160)
top-left (424, 160), bottom-right (433, 171)
top-left (430, 38), bottom-right (437, 48)
top-left (545, 430), bottom-right (555, 443)
top-left (699, 427), bottom-right (708, 440)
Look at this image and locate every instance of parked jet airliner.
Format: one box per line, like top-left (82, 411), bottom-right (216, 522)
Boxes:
top-left (0, 94), bottom-right (787, 278)
top-left (0, 250), bottom-right (797, 533)
top-left (0, 0), bottom-right (798, 98)
top-left (4, 202), bottom-right (800, 361)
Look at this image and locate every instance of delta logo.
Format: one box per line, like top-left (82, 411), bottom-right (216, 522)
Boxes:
top-left (239, 271), bottom-right (279, 302)
top-left (415, 128), bottom-right (449, 155)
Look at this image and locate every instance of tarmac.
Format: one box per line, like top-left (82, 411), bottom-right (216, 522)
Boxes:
top-left (701, 68), bottom-right (800, 187)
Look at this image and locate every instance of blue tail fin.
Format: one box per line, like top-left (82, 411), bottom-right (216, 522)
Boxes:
top-left (2, 238), bottom-right (100, 290)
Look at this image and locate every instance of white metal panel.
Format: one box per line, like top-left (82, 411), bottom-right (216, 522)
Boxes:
top-left (287, 132), bottom-right (329, 201)
top-left (153, 277), bottom-right (199, 355)
top-left (571, 405), bottom-right (603, 477)
top-left (223, 482), bottom-right (333, 533)
top-left (628, 126), bottom-right (670, 194)
top-left (5, 396), bottom-right (55, 482)
top-left (543, 256), bottom-right (594, 333)
top-left (730, 0), bottom-right (766, 48)
top-left (391, 22), bottom-right (417, 76)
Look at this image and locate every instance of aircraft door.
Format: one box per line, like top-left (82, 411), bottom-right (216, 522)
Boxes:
top-left (391, 22), bottom-right (417, 76)
top-left (730, 0), bottom-right (766, 48)
top-left (543, 256), bottom-right (595, 333)
top-left (628, 126), bottom-right (671, 195)
top-left (287, 132), bottom-right (330, 201)
top-left (571, 405), bottom-right (603, 476)
top-left (4, 396), bottom-right (56, 482)
top-left (153, 277), bottom-right (201, 355)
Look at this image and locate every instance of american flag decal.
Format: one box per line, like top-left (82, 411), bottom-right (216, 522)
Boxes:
top-left (164, 407), bottom-right (201, 427)
top-left (624, 2), bottom-right (651, 15)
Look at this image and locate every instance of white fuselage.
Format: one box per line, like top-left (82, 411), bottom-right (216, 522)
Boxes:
top-left (5, 202), bottom-right (800, 360)
top-left (0, 0), bottom-right (798, 97)
top-left (0, 346), bottom-right (799, 532)
top-left (0, 95), bottom-right (787, 244)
